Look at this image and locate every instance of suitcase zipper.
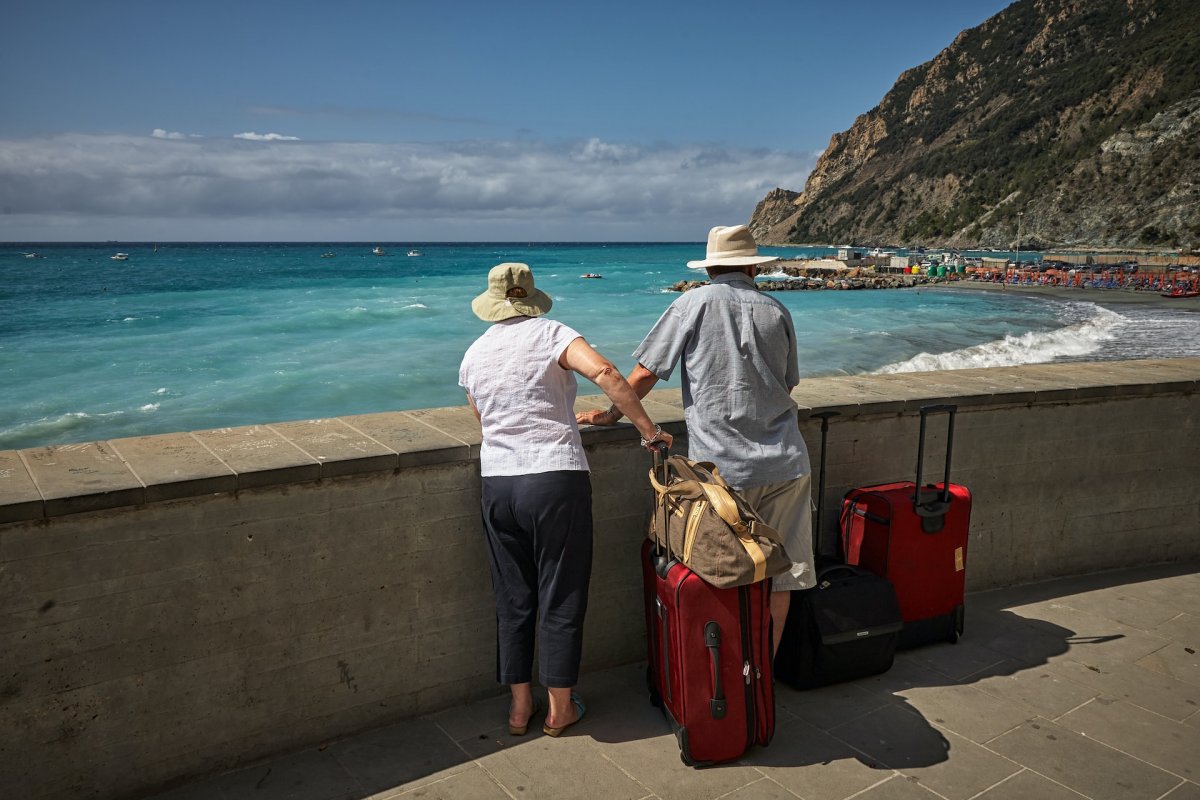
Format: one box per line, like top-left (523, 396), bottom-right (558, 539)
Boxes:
top-left (738, 587), bottom-right (755, 748)
top-left (656, 596), bottom-right (672, 704)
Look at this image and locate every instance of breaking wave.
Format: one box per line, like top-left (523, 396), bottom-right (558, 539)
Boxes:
top-left (875, 305), bottom-right (1126, 373)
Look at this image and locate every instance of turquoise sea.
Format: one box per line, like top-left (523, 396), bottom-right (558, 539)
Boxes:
top-left (4, 242), bottom-right (1199, 450)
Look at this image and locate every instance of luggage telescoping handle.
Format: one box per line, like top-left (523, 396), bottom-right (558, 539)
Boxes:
top-left (651, 442), bottom-right (675, 578)
top-left (810, 411), bottom-right (840, 556)
top-left (914, 404), bottom-right (957, 529)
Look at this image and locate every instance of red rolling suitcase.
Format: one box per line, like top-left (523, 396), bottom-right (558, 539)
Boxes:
top-left (641, 449), bottom-right (774, 766)
top-left (840, 404), bottom-right (972, 648)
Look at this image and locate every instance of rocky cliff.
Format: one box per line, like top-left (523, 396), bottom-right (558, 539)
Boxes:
top-left (750, 0), bottom-right (1200, 251)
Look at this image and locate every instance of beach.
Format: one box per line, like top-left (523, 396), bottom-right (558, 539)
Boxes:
top-left (931, 279), bottom-right (1200, 311)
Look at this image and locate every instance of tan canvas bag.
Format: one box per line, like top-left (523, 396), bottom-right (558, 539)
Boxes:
top-left (647, 455), bottom-right (792, 588)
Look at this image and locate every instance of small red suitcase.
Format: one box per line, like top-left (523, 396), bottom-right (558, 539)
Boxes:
top-left (840, 404), bottom-right (972, 648)
top-left (641, 449), bottom-right (774, 766)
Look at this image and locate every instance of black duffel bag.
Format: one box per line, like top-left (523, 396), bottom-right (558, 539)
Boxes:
top-left (774, 560), bottom-right (902, 690)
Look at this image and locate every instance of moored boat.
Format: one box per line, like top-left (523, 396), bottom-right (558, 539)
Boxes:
top-left (372, 246), bottom-right (386, 256)
top-left (111, 253), bottom-right (129, 261)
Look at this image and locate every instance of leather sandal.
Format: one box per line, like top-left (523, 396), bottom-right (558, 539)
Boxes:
top-left (543, 693), bottom-right (586, 738)
top-left (508, 698), bottom-right (543, 736)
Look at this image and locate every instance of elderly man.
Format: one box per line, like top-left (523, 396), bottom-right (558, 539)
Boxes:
top-left (578, 224), bottom-right (813, 653)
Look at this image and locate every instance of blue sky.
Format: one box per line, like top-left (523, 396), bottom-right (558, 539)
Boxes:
top-left (1, 0), bottom-right (1013, 241)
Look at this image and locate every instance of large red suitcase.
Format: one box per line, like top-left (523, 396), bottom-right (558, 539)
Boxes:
top-left (840, 404), bottom-right (972, 648)
top-left (641, 539), bottom-right (774, 765)
top-left (640, 446), bottom-right (774, 766)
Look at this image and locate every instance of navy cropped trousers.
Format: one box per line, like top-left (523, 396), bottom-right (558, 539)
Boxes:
top-left (480, 470), bottom-right (593, 688)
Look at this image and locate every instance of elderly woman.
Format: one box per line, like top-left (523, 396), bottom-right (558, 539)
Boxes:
top-left (460, 262), bottom-right (672, 738)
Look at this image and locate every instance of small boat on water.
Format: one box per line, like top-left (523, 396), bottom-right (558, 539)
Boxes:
top-left (1161, 290), bottom-right (1200, 298)
top-left (23, 252), bottom-right (40, 259)
top-left (580, 273), bottom-right (603, 279)
top-left (321, 251), bottom-right (336, 258)
top-left (111, 253), bottom-right (129, 261)
top-left (372, 246), bottom-right (386, 256)
top-left (407, 250), bottom-right (422, 257)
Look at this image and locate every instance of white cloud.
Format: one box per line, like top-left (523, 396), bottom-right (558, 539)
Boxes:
top-left (233, 131), bottom-right (302, 141)
top-left (151, 128), bottom-right (189, 140)
top-left (0, 132), bottom-right (816, 240)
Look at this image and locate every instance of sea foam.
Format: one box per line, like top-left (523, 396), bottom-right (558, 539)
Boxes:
top-left (876, 305), bottom-right (1125, 373)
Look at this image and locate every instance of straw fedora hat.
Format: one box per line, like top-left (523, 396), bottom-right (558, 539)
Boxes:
top-left (687, 224), bottom-right (778, 270)
top-left (471, 262), bottom-right (554, 322)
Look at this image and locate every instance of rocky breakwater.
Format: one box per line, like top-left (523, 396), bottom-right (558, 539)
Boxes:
top-left (668, 261), bottom-right (940, 292)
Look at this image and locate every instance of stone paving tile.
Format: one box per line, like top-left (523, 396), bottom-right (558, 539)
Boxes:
top-left (1135, 642), bottom-right (1200, 688)
top-left (959, 607), bottom-right (1076, 668)
top-left (1049, 657), bottom-right (1200, 721)
top-left (826, 704), bottom-right (1021, 800)
top-left (961, 659), bottom-right (1100, 719)
top-left (972, 768), bottom-right (1093, 800)
top-left (901, 638), bottom-right (1010, 681)
top-left (969, 571), bottom-right (1153, 614)
top-left (748, 716), bottom-right (896, 800)
top-left (891, 680), bottom-right (1039, 744)
top-left (1055, 696), bottom-right (1198, 782)
top-left (326, 717), bottom-right (470, 796)
top-left (1050, 588), bottom-right (1185, 631)
top-left (1121, 572), bottom-right (1200, 617)
top-left (145, 778), bottom-right (231, 800)
top-left (469, 736), bottom-right (649, 800)
top-left (852, 652), bottom-right (963, 698)
top-left (1017, 602), bottom-right (1175, 670)
top-left (424, 692), bottom-right (511, 743)
top-left (1162, 781), bottom-right (1200, 800)
top-left (851, 774), bottom-right (949, 799)
top-left (367, 766), bottom-right (510, 800)
top-left (987, 718), bottom-right (1180, 800)
top-left (775, 680), bottom-right (896, 732)
top-left (596, 728), bottom-right (762, 800)
top-left (716, 776), bottom-right (804, 800)
top-left (823, 702), bottom-right (948, 771)
top-left (1153, 612), bottom-right (1200, 645)
top-left (213, 749), bottom-right (362, 800)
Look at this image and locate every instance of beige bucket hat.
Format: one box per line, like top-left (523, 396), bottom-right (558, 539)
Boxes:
top-left (471, 262), bottom-right (554, 322)
top-left (687, 224), bottom-right (778, 270)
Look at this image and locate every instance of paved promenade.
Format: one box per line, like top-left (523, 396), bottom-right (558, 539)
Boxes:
top-left (151, 562), bottom-right (1200, 800)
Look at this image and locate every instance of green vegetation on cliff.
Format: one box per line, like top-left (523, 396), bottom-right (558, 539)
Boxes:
top-left (751, 0), bottom-right (1200, 250)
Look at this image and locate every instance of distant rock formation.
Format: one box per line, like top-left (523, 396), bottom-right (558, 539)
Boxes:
top-left (750, 0), bottom-right (1200, 252)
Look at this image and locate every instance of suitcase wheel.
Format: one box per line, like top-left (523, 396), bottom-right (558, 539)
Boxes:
top-left (949, 604), bottom-right (965, 644)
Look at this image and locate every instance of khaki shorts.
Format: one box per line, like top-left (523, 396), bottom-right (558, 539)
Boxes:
top-left (740, 474), bottom-right (814, 592)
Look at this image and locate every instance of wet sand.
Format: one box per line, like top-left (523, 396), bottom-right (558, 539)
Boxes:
top-left (929, 280), bottom-right (1200, 312)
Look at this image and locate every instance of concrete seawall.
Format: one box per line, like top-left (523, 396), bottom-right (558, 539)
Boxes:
top-left (2, 358), bottom-right (1198, 799)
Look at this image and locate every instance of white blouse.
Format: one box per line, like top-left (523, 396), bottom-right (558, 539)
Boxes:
top-left (459, 316), bottom-right (589, 477)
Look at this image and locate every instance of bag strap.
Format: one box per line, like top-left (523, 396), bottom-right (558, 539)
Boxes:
top-left (694, 473), bottom-right (769, 585)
